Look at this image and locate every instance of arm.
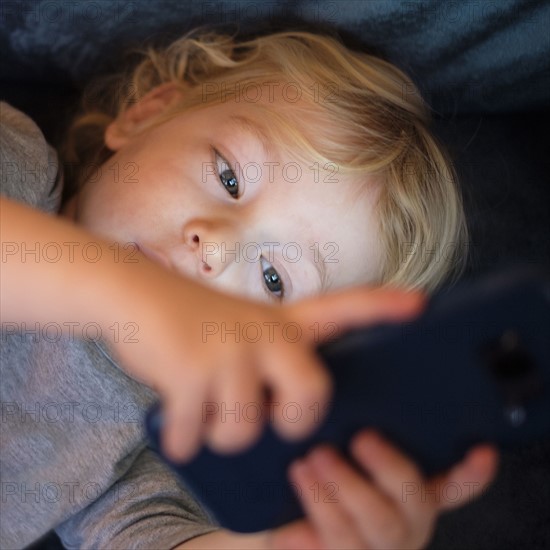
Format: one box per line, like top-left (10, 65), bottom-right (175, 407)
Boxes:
top-left (1, 195), bottom-right (143, 328)
top-left (1, 195), bottom-right (326, 457)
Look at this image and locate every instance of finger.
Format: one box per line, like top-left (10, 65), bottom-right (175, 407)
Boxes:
top-left (205, 355), bottom-right (265, 454)
top-left (350, 430), bottom-right (439, 544)
top-left (350, 430), bottom-right (426, 504)
top-left (259, 342), bottom-right (332, 440)
top-left (427, 444), bottom-right (499, 512)
top-left (289, 287), bottom-right (426, 343)
top-left (289, 453), bottom-right (365, 549)
top-left (306, 445), bottom-right (409, 549)
top-left (162, 377), bottom-right (208, 462)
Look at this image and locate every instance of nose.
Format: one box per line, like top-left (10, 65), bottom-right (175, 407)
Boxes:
top-left (182, 218), bottom-right (240, 278)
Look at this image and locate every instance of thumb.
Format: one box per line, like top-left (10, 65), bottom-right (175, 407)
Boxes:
top-left (287, 286), bottom-right (426, 343)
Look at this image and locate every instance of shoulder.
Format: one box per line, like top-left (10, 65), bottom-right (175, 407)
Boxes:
top-left (0, 101), bottom-right (63, 212)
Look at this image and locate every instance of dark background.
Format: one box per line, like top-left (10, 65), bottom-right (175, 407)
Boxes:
top-left (1, 1), bottom-right (549, 548)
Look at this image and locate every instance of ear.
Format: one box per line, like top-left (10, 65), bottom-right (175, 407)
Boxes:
top-left (105, 82), bottom-right (184, 151)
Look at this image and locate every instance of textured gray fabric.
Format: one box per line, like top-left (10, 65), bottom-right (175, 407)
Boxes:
top-left (0, 102), bottom-right (219, 549)
top-left (0, 101), bottom-right (62, 211)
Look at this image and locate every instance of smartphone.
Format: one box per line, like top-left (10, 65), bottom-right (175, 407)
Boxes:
top-left (146, 265), bottom-right (550, 532)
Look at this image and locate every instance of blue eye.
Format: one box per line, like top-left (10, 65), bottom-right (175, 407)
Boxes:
top-left (214, 149), bottom-right (239, 199)
top-left (261, 256), bottom-right (284, 299)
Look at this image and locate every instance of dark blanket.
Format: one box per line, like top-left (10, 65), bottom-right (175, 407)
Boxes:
top-left (1, 0), bottom-right (549, 115)
top-left (1, 1), bottom-right (549, 549)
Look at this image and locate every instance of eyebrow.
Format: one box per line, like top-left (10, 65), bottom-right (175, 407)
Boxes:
top-left (227, 115), bottom-right (273, 159)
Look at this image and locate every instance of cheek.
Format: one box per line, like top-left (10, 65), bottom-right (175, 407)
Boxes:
top-left (209, 261), bottom-right (269, 303)
top-left (74, 174), bottom-right (134, 237)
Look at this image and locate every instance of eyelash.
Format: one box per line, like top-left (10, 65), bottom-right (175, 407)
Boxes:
top-left (212, 147), bottom-right (285, 301)
top-left (214, 148), bottom-right (239, 199)
top-left (261, 257), bottom-right (284, 301)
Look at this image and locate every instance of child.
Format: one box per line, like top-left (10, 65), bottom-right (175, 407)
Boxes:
top-left (0, 30), bottom-right (497, 548)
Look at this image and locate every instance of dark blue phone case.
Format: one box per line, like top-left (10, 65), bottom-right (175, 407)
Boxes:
top-left (146, 266), bottom-right (550, 532)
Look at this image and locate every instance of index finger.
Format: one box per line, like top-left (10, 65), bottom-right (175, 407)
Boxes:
top-left (289, 287), bottom-right (426, 344)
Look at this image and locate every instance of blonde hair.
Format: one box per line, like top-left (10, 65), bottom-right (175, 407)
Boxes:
top-left (63, 29), bottom-right (468, 293)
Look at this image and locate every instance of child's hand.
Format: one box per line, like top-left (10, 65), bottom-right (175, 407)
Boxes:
top-left (270, 431), bottom-right (498, 549)
top-left (107, 256), bottom-right (425, 461)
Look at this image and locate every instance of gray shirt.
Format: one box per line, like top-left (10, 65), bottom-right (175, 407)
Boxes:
top-left (0, 102), bottom-right (218, 549)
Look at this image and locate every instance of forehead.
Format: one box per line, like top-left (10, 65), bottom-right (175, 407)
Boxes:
top-left (189, 100), bottom-right (290, 159)
top-left (223, 113), bottom-right (274, 158)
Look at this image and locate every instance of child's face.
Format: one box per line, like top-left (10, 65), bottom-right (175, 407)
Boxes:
top-left (64, 96), bottom-right (381, 304)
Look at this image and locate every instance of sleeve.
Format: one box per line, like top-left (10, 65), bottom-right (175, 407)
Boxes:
top-left (0, 101), bottom-right (63, 213)
top-left (55, 448), bottom-right (220, 550)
